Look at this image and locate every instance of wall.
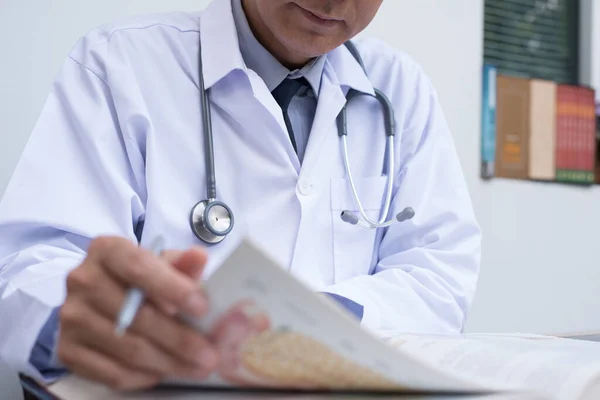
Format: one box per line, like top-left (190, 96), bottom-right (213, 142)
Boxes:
top-left (580, 0), bottom-right (600, 101)
top-left (0, 0), bottom-right (598, 335)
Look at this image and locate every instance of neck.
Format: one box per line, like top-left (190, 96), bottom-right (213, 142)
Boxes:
top-left (241, 0), bottom-right (312, 70)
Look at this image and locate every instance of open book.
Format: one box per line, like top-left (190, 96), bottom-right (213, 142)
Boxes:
top-left (48, 239), bottom-right (600, 400)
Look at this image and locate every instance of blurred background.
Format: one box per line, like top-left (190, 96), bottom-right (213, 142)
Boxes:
top-left (0, 0), bottom-right (598, 336)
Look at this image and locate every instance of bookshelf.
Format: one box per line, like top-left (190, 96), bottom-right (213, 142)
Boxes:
top-left (480, 1), bottom-right (598, 186)
top-left (481, 67), bottom-right (598, 186)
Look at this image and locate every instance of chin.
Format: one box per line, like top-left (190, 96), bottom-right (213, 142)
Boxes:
top-left (284, 33), bottom-right (347, 59)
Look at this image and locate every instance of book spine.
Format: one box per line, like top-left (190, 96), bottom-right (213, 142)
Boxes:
top-left (585, 90), bottom-right (597, 179)
top-left (556, 86), bottom-right (594, 184)
top-left (592, 102), bottom-right (596, 173)
top-left (579, 87), bottom-right (594, 183)
top-left (528, 79), bottom-right (556, 181)
top-left (555, 85), bottom-right (567, 179)
top-left (596, 103), bottom-right (600, 184)
top-left (579, 87), bottom-right (587, 172)
top-left (576, 87), bottom-right (582, 172)
top-left (481, 64), bottom-right (497, 179)
top-left (495, 75), bottom-right (530, 179)
top-left (568, 87), bottom-right (576, 174)
top-left (580, 87), bottom-right (586, 172)
top-left (586, 94), bottom-right (592, 172)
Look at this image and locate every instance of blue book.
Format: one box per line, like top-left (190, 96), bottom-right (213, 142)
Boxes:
top-left (481, 64), bottom-right (497, 179)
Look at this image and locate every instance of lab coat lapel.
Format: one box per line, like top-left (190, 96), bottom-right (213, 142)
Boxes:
top-left (249, 74), bottom-right (303, 173)
top-left (208, 73), bottom-right (303, 174)
top-left (199, 0), bottom-right (301, 174)
top-left (300, 44), bottom-right (376, 181)
top-left (288, 62), bottom-right (349, 283)
top-left (299, 63), bottom-right (346, 183)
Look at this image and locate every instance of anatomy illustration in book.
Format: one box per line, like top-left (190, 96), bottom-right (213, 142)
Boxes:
top-left (210, 299), bottom-right (402, 390)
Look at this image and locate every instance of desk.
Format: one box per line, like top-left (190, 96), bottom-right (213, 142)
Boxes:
top-left (25, 387), bottom-right (547, 400)
top-left (20, 334), bottom-right (600, 400)
top-left (560, 332), bottom-right (600, 342)
top-left (56, 391), bottom-right (546, 400)
top-left (18, 375), bottom-right (547, 400)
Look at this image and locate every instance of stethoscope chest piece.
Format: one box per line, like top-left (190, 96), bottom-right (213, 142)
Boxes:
top-left (190, 200), bottom-right (234, 244)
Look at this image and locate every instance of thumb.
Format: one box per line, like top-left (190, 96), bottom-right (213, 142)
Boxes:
top-left (162, 247), bottom-right (208, 280)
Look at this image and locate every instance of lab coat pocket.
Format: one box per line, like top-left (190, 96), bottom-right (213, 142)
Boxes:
top-left (330, 176), bottom-right (388, 283)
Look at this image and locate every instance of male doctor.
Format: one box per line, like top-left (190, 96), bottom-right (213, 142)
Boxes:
top-left (0, 0), bottom-right (481, 391)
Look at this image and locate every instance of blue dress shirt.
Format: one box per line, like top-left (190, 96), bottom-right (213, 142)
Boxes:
top-left (29, 308), bottom-right (67, 381)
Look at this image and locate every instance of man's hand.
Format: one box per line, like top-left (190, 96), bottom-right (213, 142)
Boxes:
top-left (57, 236), bottom-right (219, 391)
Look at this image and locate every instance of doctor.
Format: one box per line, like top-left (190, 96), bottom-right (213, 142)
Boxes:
top-left (0, 0), bottom-right (481, 391)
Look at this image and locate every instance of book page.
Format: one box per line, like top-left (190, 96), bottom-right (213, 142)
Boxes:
top-left (388, 333), bottom-right (600, 400)
top-left (169, 238), bottom-right (489, 394)
top-left (48, 238), bottom-right (597, 400)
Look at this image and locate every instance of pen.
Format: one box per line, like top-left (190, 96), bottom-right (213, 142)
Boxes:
top-left (114, 236), bottom-right (166, 336)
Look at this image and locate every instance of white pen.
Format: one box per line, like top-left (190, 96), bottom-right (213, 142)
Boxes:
top-left (114, 236), bottom-right (166, 336)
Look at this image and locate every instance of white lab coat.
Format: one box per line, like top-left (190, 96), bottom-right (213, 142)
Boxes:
top-left (0, 0), bottom-right (481, 379)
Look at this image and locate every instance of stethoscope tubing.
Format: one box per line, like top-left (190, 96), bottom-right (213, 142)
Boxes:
top-left (341, 135), bottom-right (395, 229)
top-left (191, 38), bottom-right (411, 244)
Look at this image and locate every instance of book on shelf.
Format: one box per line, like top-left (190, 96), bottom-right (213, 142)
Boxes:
top-left (39, 238), bottom-right (600, 400)
top-left (555, 85), bottom-right (596, 184)
top-left (494, 74), bottom-right (531, 180)
top-left (529, 79), bottom-right (557, 181)
top-left (481, 63), bottom-right (497, 179)
top-left (483, 67), bottom-right (597, 184)
top-left (594, 103), bottom-right (600, 184)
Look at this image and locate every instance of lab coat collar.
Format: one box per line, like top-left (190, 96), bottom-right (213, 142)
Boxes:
top-left (325, 43), bottom-right (376, 97)
top-left (200, 0), bottom-right (375, 98)
top-left (199, 0), bottom-right (246, 89)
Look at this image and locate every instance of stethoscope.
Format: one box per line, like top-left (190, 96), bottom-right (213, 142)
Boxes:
top-left (190, 40), bottom-right (415, 245)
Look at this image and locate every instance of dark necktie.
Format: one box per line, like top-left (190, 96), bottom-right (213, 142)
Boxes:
top-left (271, 77), bottom-right (309, 154)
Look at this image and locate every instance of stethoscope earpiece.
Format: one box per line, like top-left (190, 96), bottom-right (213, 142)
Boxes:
top-left (341, 207), bottom-right (415, 228)
top-left (340, 211), bottom-right (360, 225)
top-left (190, 199), bottom-right (234, 245)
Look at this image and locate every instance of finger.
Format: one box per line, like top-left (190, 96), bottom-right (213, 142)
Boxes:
top-left (88, 237), bottom-right (207, 317)
top-left (170, 247), bottom-right (208, 280)
top-left (155, 248), bottom-right (207, 314)
top-left (69, 306), bottom-right (213, 380)
top-left (145, 251), bottom-right (182, 316)
top-left (132, 305), bottom-right (219, 371)
top-left (161, 250), bottom-right (185, 264)
top-left (75, 263), bottom-right (174, 319)
top-left (57, 343), bottom-right (160, 392)
top-left (85, 276), bottom-right (219, 370)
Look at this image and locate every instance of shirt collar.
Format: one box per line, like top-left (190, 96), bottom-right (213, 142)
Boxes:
top-left (199, 0), bottom-right (374, 97)
top-left (230, 0), bottom-right (325, 96)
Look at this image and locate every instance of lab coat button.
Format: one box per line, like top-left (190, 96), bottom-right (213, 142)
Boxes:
top-left (298, 180), bottom-right (313, 196)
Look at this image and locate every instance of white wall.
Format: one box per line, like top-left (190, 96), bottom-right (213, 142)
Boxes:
top-left (580, 0), bottom-right (600, 100)
top-left (1, 0), bottom-right (599, 335)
